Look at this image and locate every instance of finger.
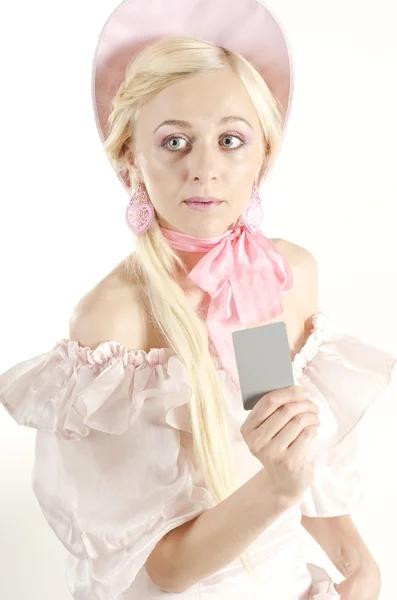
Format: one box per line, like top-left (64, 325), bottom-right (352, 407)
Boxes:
top-left (245, 386), bottom-right (310, 430)
top-left (270, 412), bottom-right (320, 451)
top-left (286, 425), bottom-right (318, 460)
top-left (257, 401), bottom-right (319, 443)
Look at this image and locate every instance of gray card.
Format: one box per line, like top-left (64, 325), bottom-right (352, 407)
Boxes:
top-left (232, 321), bottom-right (295, 411)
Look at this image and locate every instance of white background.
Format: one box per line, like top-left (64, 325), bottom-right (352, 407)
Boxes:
top-left (0, 0), bottom-right (396, 598)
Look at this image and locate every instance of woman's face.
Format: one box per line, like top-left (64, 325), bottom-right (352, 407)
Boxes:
top-left (130, 68), bottom-right (266, 238)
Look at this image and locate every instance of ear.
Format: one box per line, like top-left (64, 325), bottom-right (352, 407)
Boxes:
top-left (125, 147), bottom-right (143, 183)
top-left (256, 164), bottom-right (265, 186)
top-left (257, 152), bottom-right (271, 185)
top-left (125, 147), bottom-right (135, 168)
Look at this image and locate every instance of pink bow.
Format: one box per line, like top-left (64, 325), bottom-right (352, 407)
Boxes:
top-left (161, 224), bottom-right (293, 389)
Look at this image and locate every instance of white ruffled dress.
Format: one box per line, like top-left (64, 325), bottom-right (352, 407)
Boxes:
top-left (1, 312), bottom-right (396, 600)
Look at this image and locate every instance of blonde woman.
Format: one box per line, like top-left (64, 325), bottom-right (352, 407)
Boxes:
top-left (1, 1), bottom-right (396, 599)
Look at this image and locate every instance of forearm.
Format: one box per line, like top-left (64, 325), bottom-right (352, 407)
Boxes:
top-left (301, 514), bottom-right (379, 577)
top-left (147, 468), bottom-right (288, 593)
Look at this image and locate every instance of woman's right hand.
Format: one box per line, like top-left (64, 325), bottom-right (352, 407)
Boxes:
top-left (240, 385), bottom-right (320, 507)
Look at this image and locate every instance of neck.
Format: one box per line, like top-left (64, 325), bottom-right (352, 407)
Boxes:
top-left (177, 250), bottom-right (207, 274)
top-left (161, 219), bottom-right (239, 273)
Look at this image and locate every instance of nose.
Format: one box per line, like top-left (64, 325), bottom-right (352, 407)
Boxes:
top-left (187, 141), bottom-right (218, 184)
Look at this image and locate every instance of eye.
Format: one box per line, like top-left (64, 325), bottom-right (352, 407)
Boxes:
top-left (162, 136), bottom-right (189, 151)
top-left (220, 134), bottom-right (245, 150)
top-left (161, 133), bottom-right (245, 152)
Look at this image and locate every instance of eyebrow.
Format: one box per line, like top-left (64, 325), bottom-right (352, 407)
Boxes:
top-left (153, 115), bottom-right (253, 133)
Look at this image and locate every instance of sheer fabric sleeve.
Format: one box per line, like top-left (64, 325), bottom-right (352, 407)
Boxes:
top-left (0, 340), bottom-right (214, 599)
top-left (292, 312), bottom-right (397, 517)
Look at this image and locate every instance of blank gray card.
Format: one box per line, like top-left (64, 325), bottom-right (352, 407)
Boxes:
top-left (232, 321), bottom-right (295, 410)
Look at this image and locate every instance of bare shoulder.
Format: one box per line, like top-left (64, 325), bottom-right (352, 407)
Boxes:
top-left (69, 254), bottom-right (148, 351)
top-left (270, 238), bottom-right (316, 270)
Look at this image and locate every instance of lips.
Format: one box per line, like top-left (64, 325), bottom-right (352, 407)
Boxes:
top-left (184, 197), bottom-right (223, 203)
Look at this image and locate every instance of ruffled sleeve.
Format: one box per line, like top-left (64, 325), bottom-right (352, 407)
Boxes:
top-left (292, 312), bottom-right (397, 517)
top-left (0, 340), bottom-right (214, 599)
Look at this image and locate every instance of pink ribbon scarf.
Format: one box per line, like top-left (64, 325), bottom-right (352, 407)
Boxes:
top-left (160, 223), bottom-right (293, 390)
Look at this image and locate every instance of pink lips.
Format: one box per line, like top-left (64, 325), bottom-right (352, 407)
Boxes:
top-left (183, 196), bottom-right (223, 203)
top-left (183, 196), bottom-right (224, 211)
top-left (184, 200), bottom-right (223, 211)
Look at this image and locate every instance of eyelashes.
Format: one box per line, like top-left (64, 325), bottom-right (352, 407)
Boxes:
top-left (160, 133), bottom-right (246, 152)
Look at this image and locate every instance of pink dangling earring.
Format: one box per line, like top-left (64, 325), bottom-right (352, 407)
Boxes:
top-left (125, 182), bottom-right (154, 235)
top-left (239, 184), bottom-right (263, 233)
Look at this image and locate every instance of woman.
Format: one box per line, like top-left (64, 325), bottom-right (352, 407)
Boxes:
top-left (1, 1), bottom-right (395, 598)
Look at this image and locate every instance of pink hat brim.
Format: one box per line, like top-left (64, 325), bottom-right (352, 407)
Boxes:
top-left (92, 0), bottom-right (294, 191)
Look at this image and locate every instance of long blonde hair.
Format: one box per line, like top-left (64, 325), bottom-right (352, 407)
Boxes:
top-left (103, 36), bottom-right (284, 584)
